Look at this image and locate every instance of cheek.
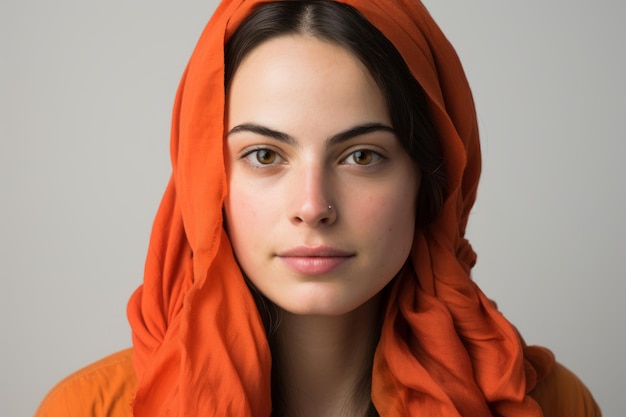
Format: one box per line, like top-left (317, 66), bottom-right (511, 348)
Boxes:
top-left (359, 181), bottom-right (418, 257)
top-left (227, 179), bottom-right (281, 223)
top-left (224, 183), bottom-right (260, 254)
top-left (382, 196), bottom-right (416, 247)
top-left (224, 177), bottom-right (284, 271)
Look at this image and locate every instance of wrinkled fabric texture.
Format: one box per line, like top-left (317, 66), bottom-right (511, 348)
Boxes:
top-left (33, 348), bottom-right (602, 417)
top-left (126, 0), bottom-right (556, 416)
top-left (34, 349), bottom-right (138, 417)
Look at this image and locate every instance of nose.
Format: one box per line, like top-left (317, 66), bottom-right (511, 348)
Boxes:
top-left (289, 164), bottom-right (337, 227)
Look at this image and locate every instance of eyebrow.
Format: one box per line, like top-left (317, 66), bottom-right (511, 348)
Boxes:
top-left (227, 122), bottom-right (396, 146)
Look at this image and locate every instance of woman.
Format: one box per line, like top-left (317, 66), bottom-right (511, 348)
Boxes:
top-left (35, 1), bottom-right (601, 416)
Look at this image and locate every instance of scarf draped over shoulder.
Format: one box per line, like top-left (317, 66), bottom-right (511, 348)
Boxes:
top-left (127, 1), bottom-right (555, 415)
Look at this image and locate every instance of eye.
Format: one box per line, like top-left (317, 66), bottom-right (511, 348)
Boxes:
top-left (343, 149), bottom-right (382, 166)
top-left (254, 149), bottom-right (277, 164)
top-left (241, 148), bottom-right (284, 166)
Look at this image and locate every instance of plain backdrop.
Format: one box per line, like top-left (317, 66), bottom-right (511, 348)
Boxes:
top-left (2, 1), bottom-right (624, 416)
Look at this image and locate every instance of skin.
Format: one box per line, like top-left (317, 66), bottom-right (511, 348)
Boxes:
top-left (224, 35), bottom-right (420, 416)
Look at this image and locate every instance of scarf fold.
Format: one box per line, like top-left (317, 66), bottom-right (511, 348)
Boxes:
top-left (127, 1), bottom-right (555, 416)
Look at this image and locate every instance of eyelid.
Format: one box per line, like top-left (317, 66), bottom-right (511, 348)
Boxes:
top-left (240, 146), bottom-right (286, 167)
top-left (339, 146), bottom-right (385, 166)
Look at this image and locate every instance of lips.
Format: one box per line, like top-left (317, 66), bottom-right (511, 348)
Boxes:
top-left (276, 246), bottom-right (354, 275)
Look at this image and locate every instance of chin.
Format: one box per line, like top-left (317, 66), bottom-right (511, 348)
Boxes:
top-left (273, 287), bottom-right (379, 318)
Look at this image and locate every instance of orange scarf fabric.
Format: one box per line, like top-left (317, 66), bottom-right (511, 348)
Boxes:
top-left (127, 1), bottom-right (555, 416)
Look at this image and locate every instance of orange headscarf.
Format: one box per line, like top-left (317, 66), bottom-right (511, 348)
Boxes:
top-left (127, 1), bottom-right (555, 416)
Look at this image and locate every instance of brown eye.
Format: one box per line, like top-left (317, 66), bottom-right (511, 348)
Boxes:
top-left (255, 149), bottom-right (277, 164)
top-left (342, 149), bottom-right (383, 166)
top-left (241, 147), bottom-right (284, 167)
top-left (348, 149), bottom-right (381, 165)
top-left (351, 150), bottom-right (374, 165)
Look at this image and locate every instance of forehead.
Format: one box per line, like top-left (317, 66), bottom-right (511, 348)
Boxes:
top-left (226, 35), bottom-right (390, 134)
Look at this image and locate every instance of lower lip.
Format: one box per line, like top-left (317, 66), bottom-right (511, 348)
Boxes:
top-left (278, 256), bottom-right (351, 275)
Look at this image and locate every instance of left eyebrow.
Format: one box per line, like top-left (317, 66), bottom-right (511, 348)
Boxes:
top-left (227, 122), bottom-right (396, 146)
top-left (327, 123), bottom-right (396, 145)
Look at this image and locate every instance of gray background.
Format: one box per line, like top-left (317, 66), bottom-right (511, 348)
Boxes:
top-left (2, 1), bottom-right (624, 416)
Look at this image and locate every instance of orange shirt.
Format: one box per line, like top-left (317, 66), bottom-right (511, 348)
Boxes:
top-left (35, 348), bottom-right (601, 417)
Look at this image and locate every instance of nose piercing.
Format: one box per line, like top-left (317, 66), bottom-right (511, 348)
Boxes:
top-left (328, 205), bottom-right (333, 211)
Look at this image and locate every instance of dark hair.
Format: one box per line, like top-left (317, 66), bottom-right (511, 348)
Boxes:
top-left (225, 1), bottom-right (447, 229)
top-left (224, 2), bottom-right (447, 415)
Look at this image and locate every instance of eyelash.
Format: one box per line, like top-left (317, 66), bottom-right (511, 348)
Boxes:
top-left (239, 146), bottom-right (385, 168)
top-left (240, 147), bottom-right (286, 167)
top-left (340, 149), bottom-right (383, 166)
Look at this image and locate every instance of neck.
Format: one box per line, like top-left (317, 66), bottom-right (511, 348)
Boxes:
top-left (272, 296), bottom-right (382, 417)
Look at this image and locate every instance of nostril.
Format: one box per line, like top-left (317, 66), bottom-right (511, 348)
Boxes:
top-left (290, 206), bottom-right (337, 226)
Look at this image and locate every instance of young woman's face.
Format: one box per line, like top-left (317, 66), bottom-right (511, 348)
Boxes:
top-left (224, 35), bottom-right (420, 316)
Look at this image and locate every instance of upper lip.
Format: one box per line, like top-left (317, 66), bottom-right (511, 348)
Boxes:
top-left (277, 245), bottom-right (354, 257)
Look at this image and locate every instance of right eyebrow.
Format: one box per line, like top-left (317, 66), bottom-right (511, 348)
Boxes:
top-left (227, 123), bottom-right (296, 146)
top-left (227, 122), bottom-right (396, 148)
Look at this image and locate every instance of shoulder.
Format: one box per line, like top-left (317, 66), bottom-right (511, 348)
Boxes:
top-left (530, 361), bottom-right (602, 417)
top-left (35, 348), bottom-right (137, 417)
